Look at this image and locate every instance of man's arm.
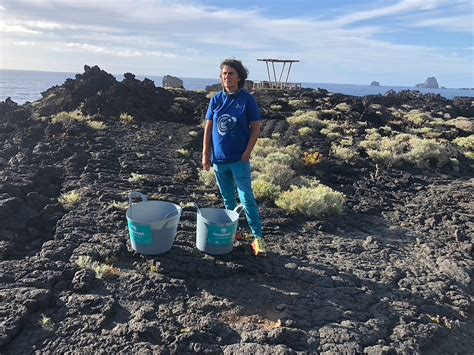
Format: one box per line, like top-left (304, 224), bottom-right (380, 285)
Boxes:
top-left (202, 120), bottom-right (213, 170)
top-left (242, 121), bottom-right (261, 161)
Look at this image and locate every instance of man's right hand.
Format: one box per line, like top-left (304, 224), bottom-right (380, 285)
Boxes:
top-left (202, 154), bottom-right (211, 171)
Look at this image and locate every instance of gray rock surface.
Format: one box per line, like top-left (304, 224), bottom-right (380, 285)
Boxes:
top-left (415, 76), bottom-right (439, 89)
top-left (0, 67), bottom-right (473, 353)
top-left (162, 75), bottom-right (184, 89)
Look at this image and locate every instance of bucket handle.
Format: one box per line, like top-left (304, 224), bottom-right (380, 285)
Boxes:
top-left (163, 207), bottom-right (182, 229)
top-left (192, 202), bottom-right (200, 214)
top-left (234, 204), bottom-right (244, 215)
top-left (163, 208), bottom-right (181, 221)
top-left (129, 192), bottom-right (148, 205)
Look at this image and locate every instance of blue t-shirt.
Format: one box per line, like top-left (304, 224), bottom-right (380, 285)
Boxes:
top-left (206, 90), bottom-right (261, 164)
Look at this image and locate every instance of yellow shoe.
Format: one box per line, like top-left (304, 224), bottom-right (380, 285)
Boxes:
top-left (251, 238), bottom-right (267, 257)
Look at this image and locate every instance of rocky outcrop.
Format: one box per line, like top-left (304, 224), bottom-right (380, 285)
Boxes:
top-left (162, 75), bottom-right (184, 89)
top-left (416, 76), bottom-right (439, 89)
top-left (370, 81), bottom-right (380, 86)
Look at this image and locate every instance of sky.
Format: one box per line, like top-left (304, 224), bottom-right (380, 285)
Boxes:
top-left (0, 0), bottom-right (472, 87)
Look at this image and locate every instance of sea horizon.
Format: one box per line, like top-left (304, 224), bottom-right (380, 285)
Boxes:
top-left (1, 68), bottom-right (473, 104)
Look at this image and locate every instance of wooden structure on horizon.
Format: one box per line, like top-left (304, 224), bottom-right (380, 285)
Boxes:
top-left (254, 58), bottom-right (301, 90)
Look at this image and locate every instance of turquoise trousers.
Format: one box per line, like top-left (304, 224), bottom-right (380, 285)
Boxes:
top-left (213, 161), bottom-right (263, 238)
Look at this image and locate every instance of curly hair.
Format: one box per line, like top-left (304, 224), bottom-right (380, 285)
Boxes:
top-left (220, 59), bottom-right (248, 89)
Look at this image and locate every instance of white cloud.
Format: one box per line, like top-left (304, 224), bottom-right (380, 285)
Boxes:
top-left (0, 23), bottom-right (41, 34)
top-left (1, 0), bottom-right (472, 86)
top-left (334, 0), bottom-right (449, 26)
top-left (412, 15), bottom-right (473, 33)
top-left (13, 41), bottom-right (36, 46)
top-left (25, 20), bottom-right (63, 30)
top-left (0, 5), bottom-right (5, 10)
top-left (64, 42), bottom-right (142, 57)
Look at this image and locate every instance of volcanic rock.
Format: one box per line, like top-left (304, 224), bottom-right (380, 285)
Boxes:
top-left (162, 75), bottom-right (184, 89)
top-left (415, 76), bottom-right (439, 89)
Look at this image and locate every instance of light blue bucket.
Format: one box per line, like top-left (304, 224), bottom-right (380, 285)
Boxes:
top-left (126, 192), bottom-right (182, 255)
top-left (194, 203), bottom-right (244, 255)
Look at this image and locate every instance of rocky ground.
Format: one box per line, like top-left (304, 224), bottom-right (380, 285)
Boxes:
top-left (0, 65), bottom-right (472, 354)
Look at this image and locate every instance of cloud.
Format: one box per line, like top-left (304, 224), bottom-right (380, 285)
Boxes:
top-left (333, 0), bottom-right (449, 26)
top-left (1, 0), bottom-right (472, 86)
top-left (0, 23), bottom-right (42, 35)
top-left (411, 15), bottom-right (473, 33)
top-left (64, 42), bottom-right (142, 57)
top-left (25, 20), bottom-right (63, 30)
top-left (13, 41), bottom-right (36, 46)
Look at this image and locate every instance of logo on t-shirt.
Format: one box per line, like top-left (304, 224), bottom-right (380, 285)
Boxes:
top-left (217, 114), bottom-right (237, 136)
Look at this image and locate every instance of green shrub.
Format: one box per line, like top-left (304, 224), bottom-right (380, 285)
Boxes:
top-left (287, 110), bottom-right (326, 128)
top-left (464, 151), bottom-right (474, 159)
top-left (52, 110), bottom-right (88, 124)
top-left (40, 314), bottom-right (53, 331)
top-left (199, 168), bottom-right (216, 187)
top-left (447, 118), bottom-right (473, 132)
top-left (405, 137), bottom-right (450, 167)
top-left (128, 173), bottom-right (147, 183)
top-left (88, 121), bottom-right (107, 130)
top-left (298, 127), bottom-right (313, 136)
top-left (177, 149), bottom-right (191, 157)
top-left (109, 201), bottom-right (128, 211)
top-left (362, 133), bottom-right (451, 167)
top-left (252, 152), bottom-right (294, 171)
top-left (302, 152), bottom-right (323, 166)
top-left (275, 184), bottom-right (345, 217)
top-left (331, 145), bottom-right (358, 162)
top-left (270, 104), bottom-right (283, 111)
top-left (253, 178), bottom-right (281, 200)
top-left (288, 99), bottom-right (309, 109)
top-left (120, 112), bottom-right (135, 124)
top-left (58, 190), bottom-right (81, 209)
top-left (452, 135), bottom-right (474, 150)
top-left (404, 111), bottom-right (431, 126)
top-left (335, 102), bottom-right (351, 112)
top-left (253, 138), bottom-right (301, 160)
top-left (75, 255), bottom-right (115, 279)
top-left (257, 163), bottom-right (295, 187)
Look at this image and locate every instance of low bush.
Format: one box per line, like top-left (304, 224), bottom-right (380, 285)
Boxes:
top-left (452, 135), bottom-right (474, 150)
top-left (335, 102), bottom-right (351, 112)
top-left (253, 178), bottom-right (281, 200)
top-left (76, 255), bottom-right (115, 279)
top-left (257, 163), bottom-right (295, 187)
top-left (286, 110), bottom-right (326, 128)
top-left (331, 145), bottom-right (358, 162)
top-left (52, 110), bottom-right (88, 124)
top-left (128, 173), bottom-right (147, 183)
top-left (288, 99), bottom-right (309, 109)
top-left (199, 168), bottom-right (216, 187)
top-left (275, 183), bottom-right (345, 217)
top-left (177, 149), bottom-right (191, 157)
top-left (120, 112), bottom-right (135, 124)
top-left (58, 190), bottom-right (81, 209)
top-left (404, 111), bottom-right (431, 126)
top-left (302, 152), bottom-right (323, 166)
top-left (298, 127), bottom-right (313, 136)
top-left (361, 133), bottom-right (452, 167)
top-left (88, 121), bottom-right (107, 130)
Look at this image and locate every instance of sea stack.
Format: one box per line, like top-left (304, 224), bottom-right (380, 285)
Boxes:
top-left (415, 76), bottom-right (439, 89)
top-left (370, 81), bottom-right (381, 86)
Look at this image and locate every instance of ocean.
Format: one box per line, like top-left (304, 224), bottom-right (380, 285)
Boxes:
top-left (1, 69), bottom-right (473, 105)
